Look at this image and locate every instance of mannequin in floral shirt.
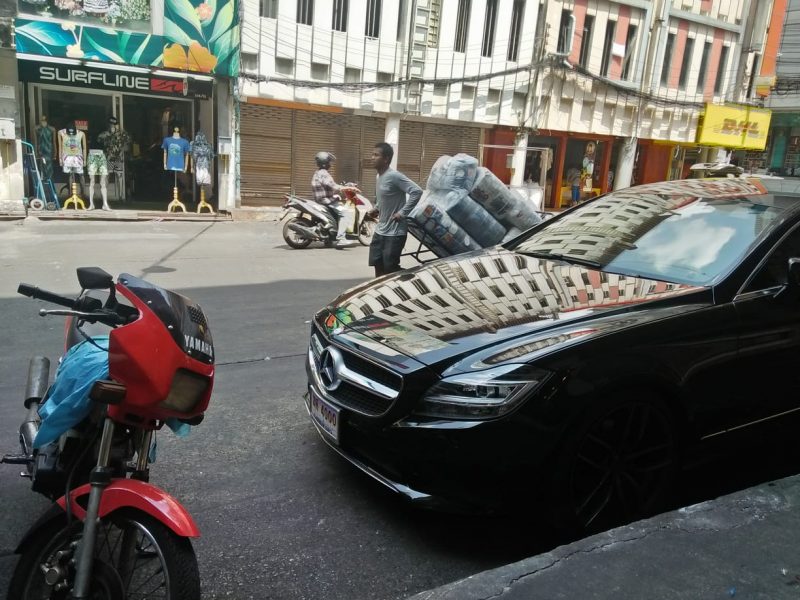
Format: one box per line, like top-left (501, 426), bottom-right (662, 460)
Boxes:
top-left (97, 116), bottom-right (130, 201)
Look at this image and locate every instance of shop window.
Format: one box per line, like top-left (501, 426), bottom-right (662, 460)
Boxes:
top-left (600, 20), bottom-right (616, 77)
top-left (660, 33), bottom-right (676, 86)
top-left (678, 37), bottom-right (694, 90)
top-left (261, 0), bottom-right (278, 18)
top-left (297, 0), bottom-right (314, 25)
top-left (482, 0), bottom-right (498, 57)
top-left (579, 15), bottom-right (594, 69)
top-left (365, 0), bottom-right (382, 38)
top-left (454, 0), bottom-right (471, 53)
top-left (333, 0), bottom-right (348, 32)
top-left (714, 45), bottom-right (729, 95)
top-left (507, 0), bottom-right (525, 62)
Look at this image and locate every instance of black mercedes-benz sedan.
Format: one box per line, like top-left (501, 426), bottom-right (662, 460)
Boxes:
top-left (304, 177), bottom-right (800, 532)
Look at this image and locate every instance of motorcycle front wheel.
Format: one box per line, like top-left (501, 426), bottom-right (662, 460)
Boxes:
top-left (282, 217), bottom-right (314, 249)
top-left (8, 510), bottom-right (200, 600)
top-left (358, 219), bottom-right (376, 246)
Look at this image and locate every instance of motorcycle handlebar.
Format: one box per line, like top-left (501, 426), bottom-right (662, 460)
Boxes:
top-left (17, 284), bottom-right (76, 309)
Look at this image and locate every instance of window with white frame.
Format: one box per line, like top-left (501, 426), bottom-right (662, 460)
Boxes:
top-left (660, 32), bottom-right (676, 85)
top-left (557, 9), bottom-right (572, 54)
top-left (507, 0), bottom-right (524, 62)
top-left (621, 24), bottom-right (638, 80)
top-left (678, 37), bottom-right (694, 89)
top-left (696, 41), bottom-right (712, 92)
top-left (333, 0), bottom-right (348, 32)
top-left (482, 0), bottom-right (498, 57)
top-left (260, 0), bottom-right (277, 18)
top-left (297, 0), bottom-right (313, 25)
top-left (600, 20), bottom-right (616, 77)
top-left (365, 0), bottom-right (382, 38)
top-left (714, 45), bottom-right (729, 94)
top-left (454, 0), bottom-right (471, 53)
top-left (579, 14), bottom-right (594, 68)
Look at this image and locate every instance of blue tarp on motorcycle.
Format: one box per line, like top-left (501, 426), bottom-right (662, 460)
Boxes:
top-left (34, 336), bottom-right (110, 448)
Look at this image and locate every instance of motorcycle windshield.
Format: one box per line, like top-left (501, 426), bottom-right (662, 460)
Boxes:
top-left (118, 273), bottom-right (214, 364)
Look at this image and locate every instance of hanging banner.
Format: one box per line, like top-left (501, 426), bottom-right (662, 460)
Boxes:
top-left (696, 104), bottom-right (772, 150)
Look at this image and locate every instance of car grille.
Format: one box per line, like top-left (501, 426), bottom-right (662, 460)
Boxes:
top-left (309, 325), bottom-right (402, 417)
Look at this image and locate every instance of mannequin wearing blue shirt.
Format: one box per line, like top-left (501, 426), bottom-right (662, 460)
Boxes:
top-left (162, 127), bottom-right (190, 172)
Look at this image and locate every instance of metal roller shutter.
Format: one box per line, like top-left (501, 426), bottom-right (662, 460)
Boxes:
top-left (292, 111), bottom-right (384, 202)
top-left (399, 121), bottom-right (424, 187)
top-left (420, 123), bottom-right (482, 185)
top-left (239, 105), bottom-right (386, 207)
top-left (240, 105), bottom-right (292, 206)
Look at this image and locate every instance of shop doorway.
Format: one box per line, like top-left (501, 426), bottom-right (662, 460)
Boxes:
top-left (562, 138), bottom-right (607, 206)
top-left (123, 96), bottom-right (194, 206)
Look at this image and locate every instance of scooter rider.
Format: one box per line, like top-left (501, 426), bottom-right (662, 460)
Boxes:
top-left (311, 152), bottom-right (359, 247)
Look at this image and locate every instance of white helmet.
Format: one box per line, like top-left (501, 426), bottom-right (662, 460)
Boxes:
top-left (315, 151), bottom-right (335, 168)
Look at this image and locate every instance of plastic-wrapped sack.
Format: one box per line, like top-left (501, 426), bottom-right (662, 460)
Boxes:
top-left (427, 154), bottom-right (479, 192)
top-left (34, 336), bottom-right (191, 450)
top-left (446, 193), bottom-right (507, 247)
top-left (470, 167), bottom-right (542, 230)
top-left (34, 337), bottom-right (111, 448)
top-left (410, 193), bottom-right (479, 255)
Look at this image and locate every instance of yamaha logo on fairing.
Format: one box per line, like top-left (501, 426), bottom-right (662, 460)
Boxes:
top-left (38, 65), bottom-right (151, 91)
top-left (184, 334), bottom-right (214, 359)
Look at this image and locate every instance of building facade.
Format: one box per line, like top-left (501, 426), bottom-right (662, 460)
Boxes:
top-left (10, 0), bottom-right (239, 211)
top-left (236, 0), bottom-right (783, 210)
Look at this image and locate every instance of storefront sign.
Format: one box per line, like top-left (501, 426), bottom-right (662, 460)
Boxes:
top-left (18, 61), bottom-right (213, 99)
top-left (696, 104), bottom-right (772, 150)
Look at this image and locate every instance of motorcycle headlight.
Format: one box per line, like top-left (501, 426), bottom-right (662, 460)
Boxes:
top-left (414, 365), bottom-right (551, 420)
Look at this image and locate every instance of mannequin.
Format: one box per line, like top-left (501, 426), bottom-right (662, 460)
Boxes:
top-left (162, 125), bottom-right (190, 212)
top-left (97, 116), bottom-right (131, 202)
top-left (190, 130), bottom-right (214, 213)
top-left (34, 115), bottom-right (57, 182)
top-left (58, 122), bottom-right (87, 209)
top-left (87, 149), bottom-right (111, 210)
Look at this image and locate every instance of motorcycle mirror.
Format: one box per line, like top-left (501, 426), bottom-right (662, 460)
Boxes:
top-left (77, 267), bottom-right (114, 291)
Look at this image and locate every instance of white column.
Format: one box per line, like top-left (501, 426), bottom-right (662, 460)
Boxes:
top-left (510, 132), bottom-right (528, 187)
top-left (614, 137), bottom-right (637, 191)
top-left (384, 114), bottom-right (401, 170)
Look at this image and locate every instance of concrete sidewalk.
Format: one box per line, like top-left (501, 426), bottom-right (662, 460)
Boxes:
top-left (409, 474), bottom-right (800, 599)
top-left (1, 206), bottom-right (282, 222)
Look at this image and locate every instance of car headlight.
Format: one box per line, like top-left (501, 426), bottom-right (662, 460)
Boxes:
top-left (414, 365), bottom-right (551, 420)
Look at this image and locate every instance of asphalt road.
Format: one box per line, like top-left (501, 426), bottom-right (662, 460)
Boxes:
top-left (0, 218), bottom-right (548, 600)
top-left (1, 218), bottom-right (799, 600)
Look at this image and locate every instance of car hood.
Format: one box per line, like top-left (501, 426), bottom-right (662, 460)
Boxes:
top-left (318, 247), bottom-right (710, 368)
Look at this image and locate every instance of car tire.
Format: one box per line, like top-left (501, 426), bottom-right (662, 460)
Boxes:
top-left (547, 391), bottom-right (679, 536)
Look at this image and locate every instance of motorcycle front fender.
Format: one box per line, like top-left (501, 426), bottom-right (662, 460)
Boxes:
top-left (56, 479), bottom-right (199, 538)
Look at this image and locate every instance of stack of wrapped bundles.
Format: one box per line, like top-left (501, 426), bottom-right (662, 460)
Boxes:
top-left (408, 154), bottom-right (543, 257)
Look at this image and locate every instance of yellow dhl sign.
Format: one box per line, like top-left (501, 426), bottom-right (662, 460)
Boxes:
top-left (696, 104), bottom-right (771, 150)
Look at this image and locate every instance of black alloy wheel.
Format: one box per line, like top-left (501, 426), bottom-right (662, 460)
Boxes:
top-left (282, 217), bottom-right (314, 249)
top-left (555, 397), bottom-right (678, 534)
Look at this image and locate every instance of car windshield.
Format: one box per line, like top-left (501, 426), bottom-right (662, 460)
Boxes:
top-left (509, 181), bottom-right (783, 286)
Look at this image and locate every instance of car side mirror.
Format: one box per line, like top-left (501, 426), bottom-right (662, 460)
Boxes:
top-left (777, 258), bottom-right (800, 301)
top-left (788, 258), bottom-right (800, 287)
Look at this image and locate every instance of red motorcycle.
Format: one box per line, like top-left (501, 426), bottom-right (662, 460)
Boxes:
top-left (3, 267), bottom-right (214, 599)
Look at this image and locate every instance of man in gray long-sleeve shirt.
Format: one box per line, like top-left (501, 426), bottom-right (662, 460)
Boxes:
top-left (367, 142), bottom-right (423, 277)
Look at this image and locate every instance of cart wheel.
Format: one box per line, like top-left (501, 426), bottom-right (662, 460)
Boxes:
top-left (29, 198), bottom-right (45, 211)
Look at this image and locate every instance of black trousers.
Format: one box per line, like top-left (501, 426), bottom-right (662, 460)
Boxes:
top-left (368, 233), bottom-right (407, 275)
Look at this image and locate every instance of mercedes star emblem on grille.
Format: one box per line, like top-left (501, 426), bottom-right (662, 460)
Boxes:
top-left (319, 346), bottom-right (343, 391)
